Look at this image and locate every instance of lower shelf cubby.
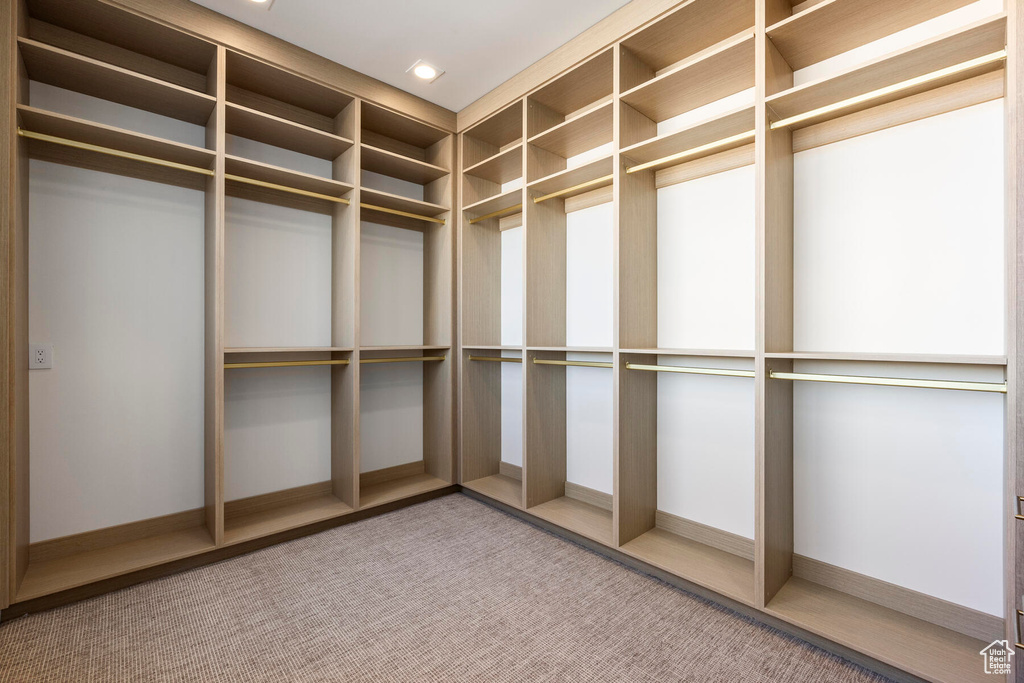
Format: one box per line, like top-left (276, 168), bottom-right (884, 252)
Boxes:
top-left (617, 352), bottom-right (756, 605)
top-left (358, 349), bottom-right (453, 508)
top-left (460, 348), bottom-right (524, 508)
top-left (224, 351), bottom-right (356, 544)
top-left (524, 350), bottom-right (614, 546)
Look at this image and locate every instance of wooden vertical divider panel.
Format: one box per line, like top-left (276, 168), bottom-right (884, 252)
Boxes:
top-left (755, 0), bottom-right (794, 608)
top-left (524, 350), bottom-right (567, 508)
top-left (204, 45), bottom-right (225, 545)
top-left (332, 99), bottom-right (358, 509)
top-left (614, 45), bottom-right (659, 548)
top-left (1007, 0), bottom-right (1024, 677)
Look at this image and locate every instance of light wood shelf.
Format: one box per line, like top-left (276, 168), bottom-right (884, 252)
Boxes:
top-left (621, 528), bottom-right (755, 606)
top-left (18, 37), bottom-right (216, 125)
top-left (463, 100), bottom-right (524, 167)
top-left (361, 345), bottom-right (451, 352)
top-left (529, 496), bottom-right (613, 546)
top-left (622, 348), bottom-right (757, 359)
top-left (766, 14), bottom-right (1007, 129)
top-left (527, 155), bottom-right (613, 202)
top-left (766, 351), bottom-right (1008, 365)
top-left (463, 143), bottom-right (523, 185)
top-left (462, 345), bottom-right (523, 351)
top-left (225, 347), bottom-right (353, 354)
top-left (224, 492), bottom-right (354, 546)
top-left (526, 346), bottom-right (614, 353)
top-left (463, 474), bottom-right (523, 509)
top-left (766, 577), bottom-right (990, 683)
top-left (527, 98), bottom-right (614, 159)
top-left (16, 525), bottom-right (215, 602)
top-left (225, 102), bottom-right (353, 160)
top-left (766, 0), bottom-right (979, 70)
top-left (619, 0), bottom-right (754, 91)
top-left (620, 31), bottom-right (755, 123)
top-left (464, 187), bottom-right (523, 221)
top-left (16, 105), bottom-right (215, 187)
top-left (225, 154), bottom-right (353, 211)
top-left (360, 187), bottom-right (447, 219)
top-left (527, 49), bottom-right (613, 138)
top-left (225, 50), bottom-right (354, 121)
top-left (362, 143), bottom-right (449, 184)
top-left (359, 472), bottom-right (450, 509)
top-left (620, 105), bottom-right (755, 172)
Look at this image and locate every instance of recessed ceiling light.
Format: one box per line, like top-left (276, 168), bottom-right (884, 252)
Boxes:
top-left (407, 59), bottom-right (444, 84)
top-left (249, 0), bottom-right (275, 8)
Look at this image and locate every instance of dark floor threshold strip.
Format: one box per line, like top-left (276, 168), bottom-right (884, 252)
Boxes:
top-left (459, 488), bottom-right (916, 683)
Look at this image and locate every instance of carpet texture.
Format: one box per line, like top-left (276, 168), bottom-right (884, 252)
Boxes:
top-left (0, 494), bottom-right (892, 682)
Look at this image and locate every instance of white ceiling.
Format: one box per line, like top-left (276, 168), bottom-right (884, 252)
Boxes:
top-left (190, 0), bottom-right (631, 112)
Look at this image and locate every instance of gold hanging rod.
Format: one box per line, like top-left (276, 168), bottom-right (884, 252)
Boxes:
top-left (469, 355), bottom-right (522, 363)
top-left (225, 173), bottom-right (350, 204)
top-left (360, 356), bottom-right (446, 364)
top-left (626, 363), bottom-right (754, 378)
top-left (225, 360), bottom-right (350, 369)
top-left (361, 202), bottom-right (446, 225)
top-left (469, 203), bottom-right (523, 224)
top-left (1014, 496), bottom-right (1024, 521)
top-left (626, 130), bottom-right (756, 174)
top-left (533, 175), bottom-right (613, 204)
top-left (769, 370), bottom-right (1006, 393)
top-left (770, 50), bottom-right (1007, 130)
top-left (18, 128), bottom-right (215, 177)
top-left (533, 358), bottom-right (613, 369)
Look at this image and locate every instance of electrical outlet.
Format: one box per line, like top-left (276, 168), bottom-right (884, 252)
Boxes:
top-left (29, 343), bottom-right (52, 369)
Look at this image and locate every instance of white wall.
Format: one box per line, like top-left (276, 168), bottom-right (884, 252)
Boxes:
top-left (360, 362), bottom-right (424, 472)
top-left (224, 366), bottom-right (332, 500)
top-left (28, 161), bottom-right (206, 541)
top-left (656, 357), bottom-right (755, 538)
top-left (359, 220), bottom-right (425, 471)
top-left (792, 360), bottom-right (1004, 616)
top-left (225, 197), bottom-right (332, 348)
top-left (657, 165), bottom-right (755, 351)
top-left (501, 226), bottom-right (524, 467)
top-left (793, 101), bottom-right (1004, 355)
top-left (360, 221), bottom-right (424, 347)
top-left (564, 202), bottom-right (614, 494)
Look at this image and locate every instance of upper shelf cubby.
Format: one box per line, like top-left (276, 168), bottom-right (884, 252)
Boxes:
top-left (766, 0), bottom-right (979, 70)
top-left (361, 102), bottom-right (452, 172)
top-left (618, 0), bottom-right (754, 93)
top-left (225, 51), bottom-right (355, 131)
top-left (463, 100), bottom-right (524, 170)
top-left (23, 0), bottom-right (217, 86)
top-left (526, 48), bottom-right (614, 141)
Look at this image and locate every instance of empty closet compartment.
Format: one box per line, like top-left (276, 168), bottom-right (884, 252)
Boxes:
top-left (223, 352), bottom-right (354, 545)
top-left (617, 353), bottom-right (755, 605)
top-left (358, 350), bottom-right (452, 507)
top-left (765, 0), bottom-right (996, 75)
top-left (461, 350), bottom-right (524, 508)
top-left (525, 351), bottom-right (614, 544)
top-left (15, 0), bottom-right (218, 187)
top-left (767, 359), bottom-right (1005, 681)
top-left (462, 101), bottom-right (524, 219)
top-left (223, 51), bottom-right (356, 211)
top-left (524, 49), bottom-right (614, 205)
top-left (223, 166), bottom-right (356, 541)
top-left (618, 0), bottom-right (754, 159)
top-left (359, 102), bottom-right (452, 229)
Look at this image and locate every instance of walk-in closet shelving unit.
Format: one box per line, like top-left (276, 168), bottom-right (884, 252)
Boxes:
top-left (458, 0), bottom-right (1022, 680)
top-left (2, 0), bottom-right (454, 609)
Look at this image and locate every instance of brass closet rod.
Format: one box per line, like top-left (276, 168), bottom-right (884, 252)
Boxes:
top-left (533, 175), bottom-right (613, 204)
top-left (626, 363), bottom-right (754, 378)
top-left (769, 371), bottom-right (1007, 393)
top-left (225, 360), bottom-right (350, 369)
top-left (533, 358), bottom-right (613, 369)
top-left (360, 356), bottom-right (446, 364)
top-left (468, 203), bottom-right (523, 224)
top-left (770, 50), bottom-right (1008, 130)
top-left (626, 130), bottom-right (756, 174)
top-left (469, 356), bottom-right (522, 363)
top-left (18, 129), bottom-right (446, 225)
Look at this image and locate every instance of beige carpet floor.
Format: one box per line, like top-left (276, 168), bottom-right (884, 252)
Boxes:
top-left (0, 494), bottom-right (892, 682)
